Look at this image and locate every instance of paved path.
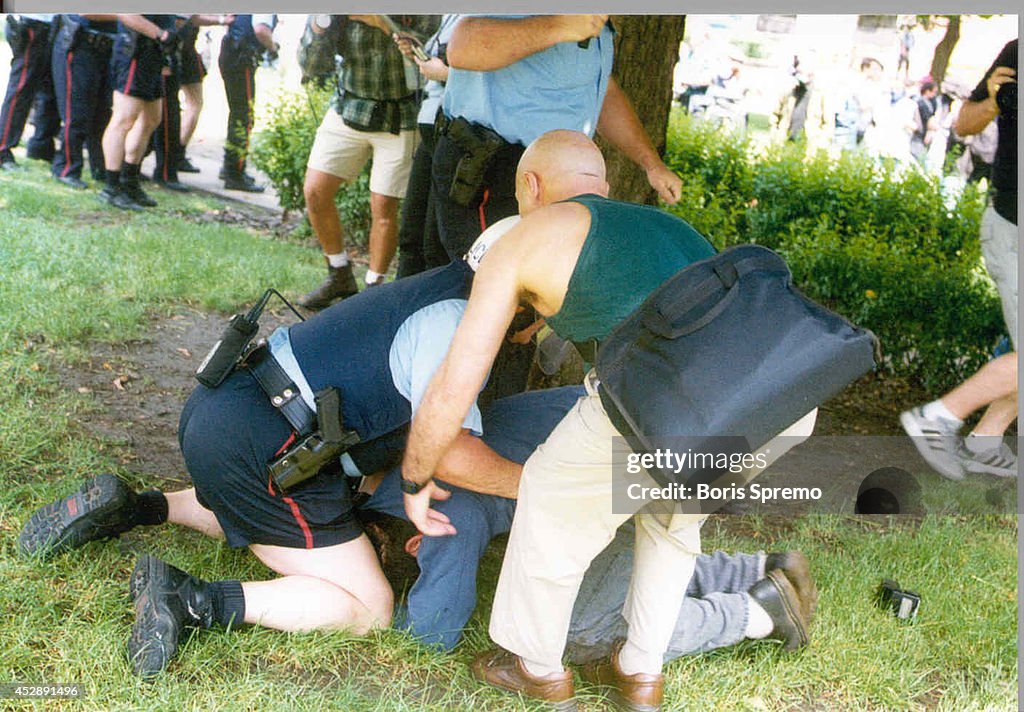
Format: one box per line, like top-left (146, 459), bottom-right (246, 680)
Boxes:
top-left (140, 136), bottom-right (282, 214)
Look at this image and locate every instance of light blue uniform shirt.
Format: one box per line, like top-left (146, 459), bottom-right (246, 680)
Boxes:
top-left (442, 16), bottom-right (614, 147)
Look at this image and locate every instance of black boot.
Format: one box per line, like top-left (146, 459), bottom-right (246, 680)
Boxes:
top-left (128, 555), bottom-right (216, 678)
top-left (223, 169), bottom-right (265, 193)
top-left (297, 263), bottom-right (359, 310)
top-left (19, 474), bottom-right (139, 559)
top-left (121, 162), bottom-right (158, 207)
top-left (177, 155), bottom-right (200, 173)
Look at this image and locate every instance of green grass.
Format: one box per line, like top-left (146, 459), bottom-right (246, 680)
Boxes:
top-left (0, 162), bottom-right (1018, 710)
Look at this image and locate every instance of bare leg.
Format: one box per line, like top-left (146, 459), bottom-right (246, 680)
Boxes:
top-left (972, 394), bottom-right (1018, 437)
top-left (179, 82), bottom-right (203, 149)
top-left (368, 192), bottom-right (400, 274)
top-left (125, 98), bottom-right (163, 164)
top-left (246, 535), bottom-right (394, 632)
top-left (304, 168), bottom-right (347, 255)
top-left (102, 92), bottom-right (144, 170)
top-left (942, 353), bottom-right (1018, 421)
top-left (165, 488), bottom-right (223, 538)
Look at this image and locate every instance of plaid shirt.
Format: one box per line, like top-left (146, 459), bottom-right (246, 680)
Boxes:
top-left (330, 15), bottom-right (438, 133)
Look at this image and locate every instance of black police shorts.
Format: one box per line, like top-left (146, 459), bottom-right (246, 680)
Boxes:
top-left (111, 46), bottom-right (164, 101)
top-left (178, 369), bottom-right (363, 550)
top-left (178, 44), bottom-right (206, 85)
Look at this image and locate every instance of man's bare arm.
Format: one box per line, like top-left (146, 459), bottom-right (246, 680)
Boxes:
top-left (117, 15), bottom-right (167, 41)
top-left (436, 431), bottom-right (522, 499)
top-left (596, 77), bottom-right (682, 204)
top-left (402, 257), bottom-right (521, 534)
top-left (955, 66), bottom-right (1016, 137)
top-left (446, 15), bottom-right (607, 71)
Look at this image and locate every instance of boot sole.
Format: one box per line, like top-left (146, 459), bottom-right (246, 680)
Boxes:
top-left (19, 474), bottom-right (133, 559)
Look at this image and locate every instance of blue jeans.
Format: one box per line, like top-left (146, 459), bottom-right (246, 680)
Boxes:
top-left (362, 387), bottom-right (584, 651)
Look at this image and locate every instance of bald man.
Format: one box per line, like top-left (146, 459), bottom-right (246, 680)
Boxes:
top-left (401, 130), bottom-right (816, 711)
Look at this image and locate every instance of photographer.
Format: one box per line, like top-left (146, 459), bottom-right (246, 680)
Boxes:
top-left (297, 14), bottom-right (439, 310)
top-left (901, 39), bottom-right (1018, 481)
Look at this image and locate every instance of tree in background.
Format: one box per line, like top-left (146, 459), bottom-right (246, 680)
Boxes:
top-left (598, 15), bottom-right (687, 205)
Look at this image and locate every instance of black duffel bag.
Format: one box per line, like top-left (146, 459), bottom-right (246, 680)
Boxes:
top-left (596, 243), bottom-right (878, 489)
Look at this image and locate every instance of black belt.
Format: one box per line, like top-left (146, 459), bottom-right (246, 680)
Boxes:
top-left (244, 343), bottom-right (317, 437)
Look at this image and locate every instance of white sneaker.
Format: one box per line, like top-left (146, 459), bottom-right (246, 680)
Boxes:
top-left (899, 406), bottom-right (966, 480)
top-left (961, 441), bottom-right (1018, 478)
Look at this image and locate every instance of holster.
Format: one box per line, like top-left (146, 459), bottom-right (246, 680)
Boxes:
top-left (56, 15), bottom-right (82, 52)
top-left (243, 343), bottom-right (361, 491)
top-left (118, 28), bottom-right (139, 58)
top-left (442, 116), bottom-right (509, 206)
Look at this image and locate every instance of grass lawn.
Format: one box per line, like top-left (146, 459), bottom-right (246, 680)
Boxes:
top-left (0, 162), bottom-right (1017, 710)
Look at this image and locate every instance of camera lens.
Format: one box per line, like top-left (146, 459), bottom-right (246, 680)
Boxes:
top-left (996, 81), bottom-right (1017, 115)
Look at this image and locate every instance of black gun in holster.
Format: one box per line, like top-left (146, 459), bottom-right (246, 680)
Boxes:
top-left (446, 116), bottom-right (508, 207)
top-left (267, 387), bottom-right (361, 491)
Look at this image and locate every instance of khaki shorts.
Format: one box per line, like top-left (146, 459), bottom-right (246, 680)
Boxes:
top-left (307, 109), bottom-right (416, 198)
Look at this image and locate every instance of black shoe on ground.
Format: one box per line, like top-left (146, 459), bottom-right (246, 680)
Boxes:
top-left (56, 175), bottom-right (89, 190)
top-left (26, 144), bottom-right (55, 162)
top-left (18, 473), bottom-right (138, 559)
top-left (100, 186), bottom-right (144, 211)
top-left (177, 156), bottom-right (200, 173)
top-left (1, 154), bottom-right (21, 171)
top-left (129, 555), bottom-right (215, 679)
top-left (298, 264), bottom-right (359, 311)
top-left (748, 570), bottom-right (811, 651)
top-left (223, 172), bottom-right (265, 193)
top-left (122, 183), bottom-right (158, 207)
top-left (153, 177), bottom-right (191, 193)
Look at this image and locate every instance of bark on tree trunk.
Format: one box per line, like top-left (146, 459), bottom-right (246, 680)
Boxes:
top-left (597, 15), bottom-right (687, 205)
top-left (929, 15), bottom-right (961, 85)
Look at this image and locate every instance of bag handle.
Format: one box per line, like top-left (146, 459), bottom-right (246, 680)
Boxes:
top-left (642, 250), bottom-right (787, 339)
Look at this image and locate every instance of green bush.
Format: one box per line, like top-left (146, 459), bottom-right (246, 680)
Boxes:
top-left (251, 85), bottom-right (371, 247)
top-left (664, 112), bottom-right (1003, 390)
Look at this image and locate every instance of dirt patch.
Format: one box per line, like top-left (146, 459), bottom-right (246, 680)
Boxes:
top-left (57, 306), bottom-right (297, 488)
top-left (168, 205), bottom-right (307, 241)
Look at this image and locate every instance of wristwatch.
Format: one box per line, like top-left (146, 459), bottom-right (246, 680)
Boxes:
top-left (400, 477), bottom-right (430, 495)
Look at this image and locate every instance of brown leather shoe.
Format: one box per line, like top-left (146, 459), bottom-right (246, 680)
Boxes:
top-left (766, 550), bottom-right (817, 622)
top-left (471, 648), bottom-right (577, 711)
top-left (748, 570), bottom-right (810, 650)
top-left (579, 640), bottom-right (663, 712)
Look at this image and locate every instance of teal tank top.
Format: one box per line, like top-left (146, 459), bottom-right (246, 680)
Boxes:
top-left (545, 194), bottom-right (715, 342)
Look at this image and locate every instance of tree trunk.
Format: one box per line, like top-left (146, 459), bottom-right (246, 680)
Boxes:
top-left (929, 15), bottom-right (961, 85)
top-left (597, 15), bottom-right (687, 205)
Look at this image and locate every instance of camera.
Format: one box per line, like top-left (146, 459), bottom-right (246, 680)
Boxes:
top-left (996, 80), bottom-right (1016, 115)
top-left (874, 579), bottom-right (921, 621)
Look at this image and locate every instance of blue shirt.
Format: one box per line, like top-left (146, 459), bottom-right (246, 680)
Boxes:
top-left (442, 16), bottom-right (614, 146)
top-left (277, 261), bottom-right (475, 444)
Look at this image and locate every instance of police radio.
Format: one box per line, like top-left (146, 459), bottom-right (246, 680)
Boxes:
top-left (195, 289), bottom-right (304, 388)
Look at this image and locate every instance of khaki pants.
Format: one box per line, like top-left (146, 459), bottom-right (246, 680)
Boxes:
top-left (489, 373), bottom-right (816, 670)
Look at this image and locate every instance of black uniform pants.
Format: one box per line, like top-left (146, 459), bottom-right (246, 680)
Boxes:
top-left (219, 55), bottom-right (255, 175)
top-left (396, 123), bottom-right (448, 279)
top-left (152, 71), bottom-right (182, 181)
top-left (432, 131), bottom-right (534, 400)
top-left (51, 30), bottom-right (112, 181)
top-left (0, 17), bottom-right (58, 160)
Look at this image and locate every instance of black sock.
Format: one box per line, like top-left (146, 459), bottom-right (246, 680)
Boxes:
top-left (105, 170), bottom-right (121, 190)
top-left (209, 580), bottom-right (246, 628)
top-left (134, 490), bottom-right (168, 526)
